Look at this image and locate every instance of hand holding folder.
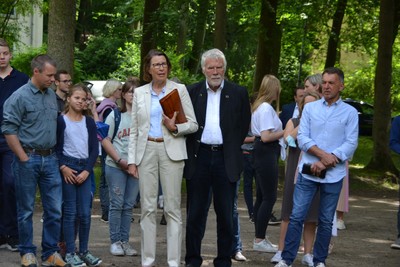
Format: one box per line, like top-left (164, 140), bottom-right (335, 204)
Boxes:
top-left (159, 89), bottom-right (187, 124)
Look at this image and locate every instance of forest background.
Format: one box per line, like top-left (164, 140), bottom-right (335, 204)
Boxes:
top-left (1, 0), bottom-right (400, 181)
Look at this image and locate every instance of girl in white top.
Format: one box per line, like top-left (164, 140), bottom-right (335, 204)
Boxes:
top-left (251, 75), bottom-right (284, 254)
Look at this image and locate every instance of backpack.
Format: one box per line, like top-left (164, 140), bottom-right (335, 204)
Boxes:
top-left (111, 107), bottom-right (121, 142)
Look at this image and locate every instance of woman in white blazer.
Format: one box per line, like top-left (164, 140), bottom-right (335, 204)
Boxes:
top-left (128, 49), bottom-right (198, 267)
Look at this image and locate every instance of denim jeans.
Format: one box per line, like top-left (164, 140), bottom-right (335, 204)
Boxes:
top-left (99, 152), bottom-right (109, 218)
top-left (231, 181), bottom-right (243, 255)
top-left (0, 138), bottom-right (18, 238)
top-left (105, 165), bottom-right (139, 243)
top-left (13, 152), bottom-right (62, 260)
top-left (282, 173), bottom-right (343, 265)
top-left (242, 151), bottom-right (255, 217)
top-left (61, 155), bottom-right (92, 254)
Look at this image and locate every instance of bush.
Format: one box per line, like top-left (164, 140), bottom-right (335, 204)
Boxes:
top-left (11, 46), bottom-right (47, 75)
top-left (75, 35), bottom-right (125, 80)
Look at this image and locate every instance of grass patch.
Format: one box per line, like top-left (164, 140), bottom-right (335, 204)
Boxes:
top-left (348, 136), bottom-right (399, 196)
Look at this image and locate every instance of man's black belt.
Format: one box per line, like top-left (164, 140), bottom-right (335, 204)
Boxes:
top-left (23, 147), bottom-right (55, 157)
top-left (200, 143), bottom-right (223, 152)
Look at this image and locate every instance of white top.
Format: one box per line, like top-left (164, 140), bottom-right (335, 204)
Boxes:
top-left (63, 116), bottom-right (88, 159)
top-left (251, 102), bottom-right (282, 136)
top-left (201, 83), bottom-right (224, 145)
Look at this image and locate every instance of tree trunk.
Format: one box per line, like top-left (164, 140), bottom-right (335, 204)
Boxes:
top-left (366, 0), bottom-right (398, 177)
top-left (253, 0), bottom-right (280, 93)
top-left (47, 0), bottom-right (76, 76)
top-left (187, 0), bottom-right (210, 74)
top-left (324, 0), bottom-right (347, 68)
top-left (75, 0), bottom-right (92, 50)
top-left (214, 0), bottom-right (227, 52)
top-left (140, 0), bottom-right (160, 83)
top-left (176, 0), bottom-right (189, 68)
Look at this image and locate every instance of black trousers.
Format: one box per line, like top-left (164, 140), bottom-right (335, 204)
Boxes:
top-left (253, 139), bottom-right (280, 238)
top-left (185, 146), bottom-right (236, 267)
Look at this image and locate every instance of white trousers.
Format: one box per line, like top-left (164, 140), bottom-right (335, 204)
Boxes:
top-left (138, 141), bottom-right (184, 267)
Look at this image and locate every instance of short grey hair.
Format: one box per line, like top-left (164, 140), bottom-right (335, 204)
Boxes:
top-left (200, 48), bottom-right (227, 71)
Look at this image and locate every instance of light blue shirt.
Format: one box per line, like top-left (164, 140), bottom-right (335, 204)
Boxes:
top-left (297, 98), bottom-right (359, 183)
top-left (148, 83), bottom-right (166, 138)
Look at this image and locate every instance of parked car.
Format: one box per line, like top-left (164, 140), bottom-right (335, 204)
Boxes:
top-left (343, 98), bottom-right (374, 136)
top-left (83, 80), bottom-right (107, 103)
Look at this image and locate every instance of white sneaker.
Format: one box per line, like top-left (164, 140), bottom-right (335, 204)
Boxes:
top-left (121, 241), bottom-right (138, 256)
top-left (271, 250), bottom-right (282, 263)
top-left (315, 263), bottom-right (326, 267)
top-left (274, 260), bottom-right (292, 267)
top-left (253, 238), bottom-right (278, 253)
top-left (232, 251), bottom-right (246, 261)
top-left (110, 241), bottom-right (124, 256)
top-left (301, 253), bottom-right (313, 267)
top-left (337, 219), bottom-right (346, 230)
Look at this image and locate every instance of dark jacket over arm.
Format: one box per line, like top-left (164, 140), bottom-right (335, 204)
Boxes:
top-left (56, 115), bottom-right (99, 172)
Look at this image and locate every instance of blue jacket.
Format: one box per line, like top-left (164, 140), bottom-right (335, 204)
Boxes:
top-left (56, 115), bottom-right (99, 172)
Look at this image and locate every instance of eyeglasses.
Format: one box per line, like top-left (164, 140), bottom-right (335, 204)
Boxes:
top-left (60, 80), bottom-right (72, 84)
top-left (152, 62), bottom-right (168, 69)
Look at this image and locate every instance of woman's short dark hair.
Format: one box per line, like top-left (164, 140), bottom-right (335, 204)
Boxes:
top-left (142, 49), bottom-right (172, 82)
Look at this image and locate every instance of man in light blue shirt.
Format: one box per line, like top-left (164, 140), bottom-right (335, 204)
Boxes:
top-left (276, 67), bottom-right (358, 267)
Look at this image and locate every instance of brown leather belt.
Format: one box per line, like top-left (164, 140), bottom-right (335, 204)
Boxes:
top-left (23, 147), bottom-right (55, 157)
top-left (148, 137), bottom-right (164, 142)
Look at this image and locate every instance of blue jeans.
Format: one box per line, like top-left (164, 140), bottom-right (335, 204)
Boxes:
top-left (105, 165), bottom-right (139, 243)
top-left (0, 138), bottom-right (18, 238)
top-left (242, 151), bottom-right (255, 217)
top-left (13, 152), bottom-right (62, 260)
top-left (282, 173), bottom-right (343, 265)
top-left (99, 152), bottom-right (109, 217)
top-left (61, 155), bottom-right (92, 254)
top-left (231, 181), bottom-right (242, 255)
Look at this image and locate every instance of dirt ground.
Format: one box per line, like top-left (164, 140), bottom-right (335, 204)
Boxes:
top-left (1, 188), bottom-right (399, 267)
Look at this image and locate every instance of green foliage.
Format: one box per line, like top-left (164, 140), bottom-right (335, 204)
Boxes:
top-left (89, 41), bottom-right (200, 85)
top-left (164, 48), bottom-right (202, 85)
top-left (11, 46), bottom-right (47, 75)
top-left (109, 42), bottom-right (141, 80)
top-left (75, 35), bottom-right (125, 80)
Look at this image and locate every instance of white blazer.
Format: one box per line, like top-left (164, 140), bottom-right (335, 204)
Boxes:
top-left (128, 79), bottom-right (198, 165)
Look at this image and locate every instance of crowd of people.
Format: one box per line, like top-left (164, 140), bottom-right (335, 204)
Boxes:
top-left (0, 37), bottom-right (398, 267)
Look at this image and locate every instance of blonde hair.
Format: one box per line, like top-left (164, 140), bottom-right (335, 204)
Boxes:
top-left (298, 91), bottom-right (321, 118)
top-left (251, 74), bottom-right (281, 113)
top-left (102, 78), bottom-right (122, 98)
